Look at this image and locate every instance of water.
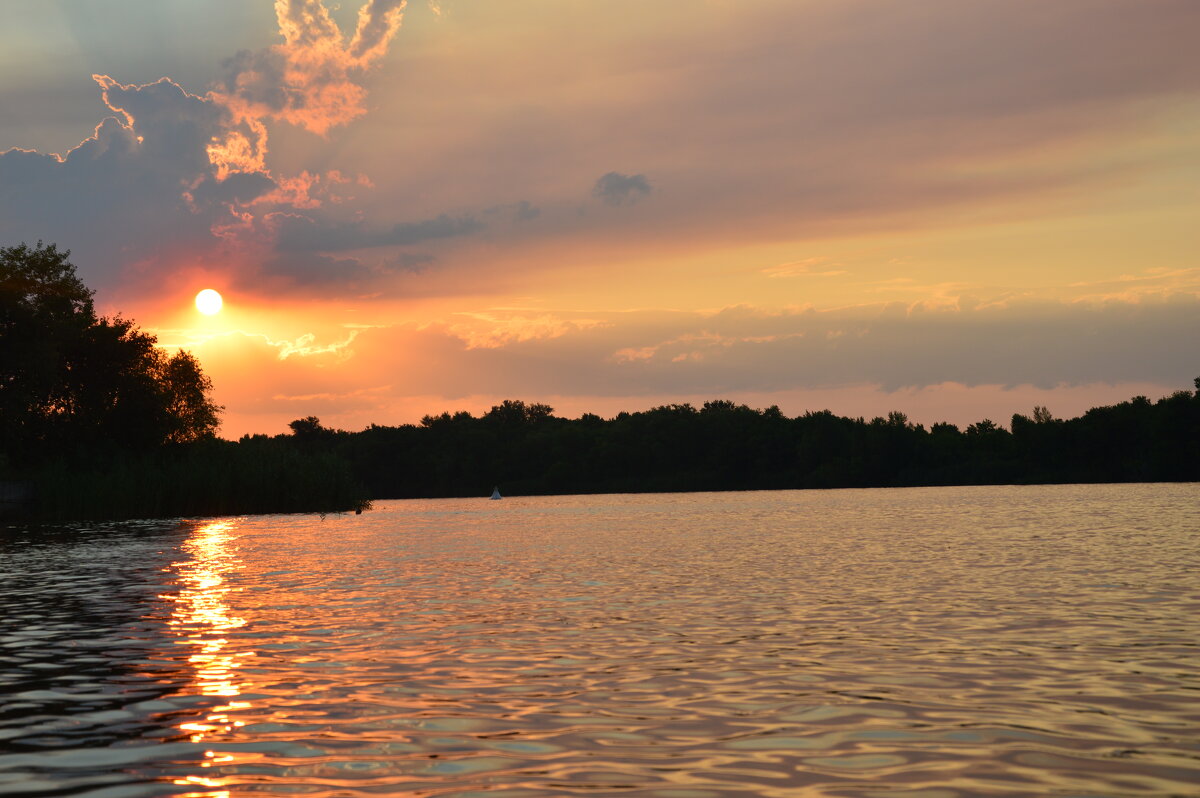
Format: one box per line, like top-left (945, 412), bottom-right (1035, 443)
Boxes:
top-left (2, 484), bottom-right (1198, 797)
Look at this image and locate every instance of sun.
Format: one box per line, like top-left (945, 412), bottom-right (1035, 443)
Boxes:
top-left (195, 289), bottom-right (223, 315)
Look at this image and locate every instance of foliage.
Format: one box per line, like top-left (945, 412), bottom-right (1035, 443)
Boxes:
top-left (3, 241), bottom-right (367, 522)
top-left (291, 386), bottom-right (1200, 500)
top-left (1, 242), bottom-right (221, 464)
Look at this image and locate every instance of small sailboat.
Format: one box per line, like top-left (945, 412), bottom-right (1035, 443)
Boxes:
top-left (490, 486), bottom-right (502, 500)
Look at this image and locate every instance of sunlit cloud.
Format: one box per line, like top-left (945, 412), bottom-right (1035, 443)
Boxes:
top-left (271, 330), bottom-right (360, 360)
top-left (762, 258), bottom-right (848, 279)
top-left (157, 328), bottom-right (360, 362)
top-left (449, 311), bottom-right (607, 350)
top-left (214, 0), bottom-right (408, 136)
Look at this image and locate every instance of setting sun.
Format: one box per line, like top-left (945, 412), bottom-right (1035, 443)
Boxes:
top-left (195, 289), bottom-right (223, 315)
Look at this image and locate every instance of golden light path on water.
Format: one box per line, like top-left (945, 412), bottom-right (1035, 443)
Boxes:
top-left (164, 520), bottom-right (249, 797)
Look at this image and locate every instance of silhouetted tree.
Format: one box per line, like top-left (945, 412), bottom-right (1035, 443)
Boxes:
top-left (159, 350), bottom-right (221, 444)
top-left (289, 416), bottom-right (327, 439)
top-left (1, 241), bottom-right (221, 466)
top-left (484, 399), bottom-right (554, 427)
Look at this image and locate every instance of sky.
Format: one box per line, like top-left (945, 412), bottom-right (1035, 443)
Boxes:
top-left (2, 0), bottom-right (1197, 438)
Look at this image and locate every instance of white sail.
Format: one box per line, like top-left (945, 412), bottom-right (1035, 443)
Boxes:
top-left (490, 486), bottom-right (502, 500)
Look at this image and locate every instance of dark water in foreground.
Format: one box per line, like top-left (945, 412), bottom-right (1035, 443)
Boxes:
top-left (1, 484), bottom-right (1198, 797)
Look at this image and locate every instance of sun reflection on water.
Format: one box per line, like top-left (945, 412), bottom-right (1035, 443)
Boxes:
top-left (164, 519), bottom-right (251, 797)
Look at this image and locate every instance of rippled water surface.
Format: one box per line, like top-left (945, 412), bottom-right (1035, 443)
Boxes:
top-left (2, 484), bottom-right (1199, 797)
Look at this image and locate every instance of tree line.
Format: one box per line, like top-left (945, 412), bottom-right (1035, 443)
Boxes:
top-left (277, 385), bottom-right (1200, 501)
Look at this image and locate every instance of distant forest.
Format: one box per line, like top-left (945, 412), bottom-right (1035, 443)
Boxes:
top-left (274, 384), bottom-right (1200, 500)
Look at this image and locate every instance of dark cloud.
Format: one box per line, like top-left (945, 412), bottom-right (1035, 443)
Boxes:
top-left (187, 170), bottom-right (276, 207)
top-left (514, 200), bottom-right (541, 221)
top-left (592, 172), bottom-right (652, 206)
top-left (259, 252), bottom-right (374, 289)
top-left (483, 200), bottom-right (541, 222)
top-left (388, 252), bottom-right (437, 271)
top-left (0, 77), bottom-right (248, 285)
top-left (257, 248), bottom-right (441, 294)
top-left (0, 2), bottom-right (423, 298)
top-left (272, 212), bottom-right (484, 253)
top-left (218, 48), bottom-right (291, 112)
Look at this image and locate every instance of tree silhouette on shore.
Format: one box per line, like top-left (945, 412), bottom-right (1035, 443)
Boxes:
top-left (1, 241), bottom-right (220, 465)
top-left (288, 388), bottom-right (1200, 499)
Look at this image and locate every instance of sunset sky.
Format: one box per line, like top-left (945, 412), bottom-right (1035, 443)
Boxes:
top-left (3, 0), bottom-right (1197, 437)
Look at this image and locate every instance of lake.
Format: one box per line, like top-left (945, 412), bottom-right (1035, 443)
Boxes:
top-left (2, 484), bottom-right (1198, 797)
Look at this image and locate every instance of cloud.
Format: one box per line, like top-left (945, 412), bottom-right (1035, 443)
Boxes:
top-left (592, 172), bottom-right (652, 206)
top-left (375, 0), bottom-right (1197, 265)
top-left (513, 200), bottom-right (541, 221)
top-left (187, 170), bottom-right (276, 207)
top-left (214, 0), bottom-right (408, 135)
top-left (448, 311), bottom-right (607, 350)
top-left (6, 0), bottom-right (1199, 319)
top-left (484, 200), bottom-right (541, 222)
top-left (389, 252), bottom-right (437, 271)
top-left (271, 329), bottom-right (359, 360)
top-left (0, 76), bottom-right (254, 285)
top-left (347, 297), bottom-right (1200, 399)
top-left (259, 252), bottom-right (375, 289)
top-left (762, 258), bottom-right (848, 279)
top-left (271, 212), bottom-right (484, 252)
top-left (0, 1), bottom-right (442, 298)
top-left (255, 247), bottom-right (438, 293)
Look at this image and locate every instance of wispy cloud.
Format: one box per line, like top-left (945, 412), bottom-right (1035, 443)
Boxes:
top-left (449, 311), bottom-right (607, 350)
top-left (762, 258), bottom-right (848, 278)
top-left (267, 329), bottom-right (361, 360)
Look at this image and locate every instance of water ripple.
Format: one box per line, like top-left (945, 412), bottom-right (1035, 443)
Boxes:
top-left (1, 484), bottom-right (1198, 796)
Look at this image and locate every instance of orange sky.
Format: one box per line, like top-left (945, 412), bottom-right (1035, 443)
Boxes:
top-left (2, 0), bottom-right (1198, 437)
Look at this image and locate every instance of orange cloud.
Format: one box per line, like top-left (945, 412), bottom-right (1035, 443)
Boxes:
top-left (448, 311), bottom-right (607, 350)
top-left (213, 0), bottom-right (408, 136)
